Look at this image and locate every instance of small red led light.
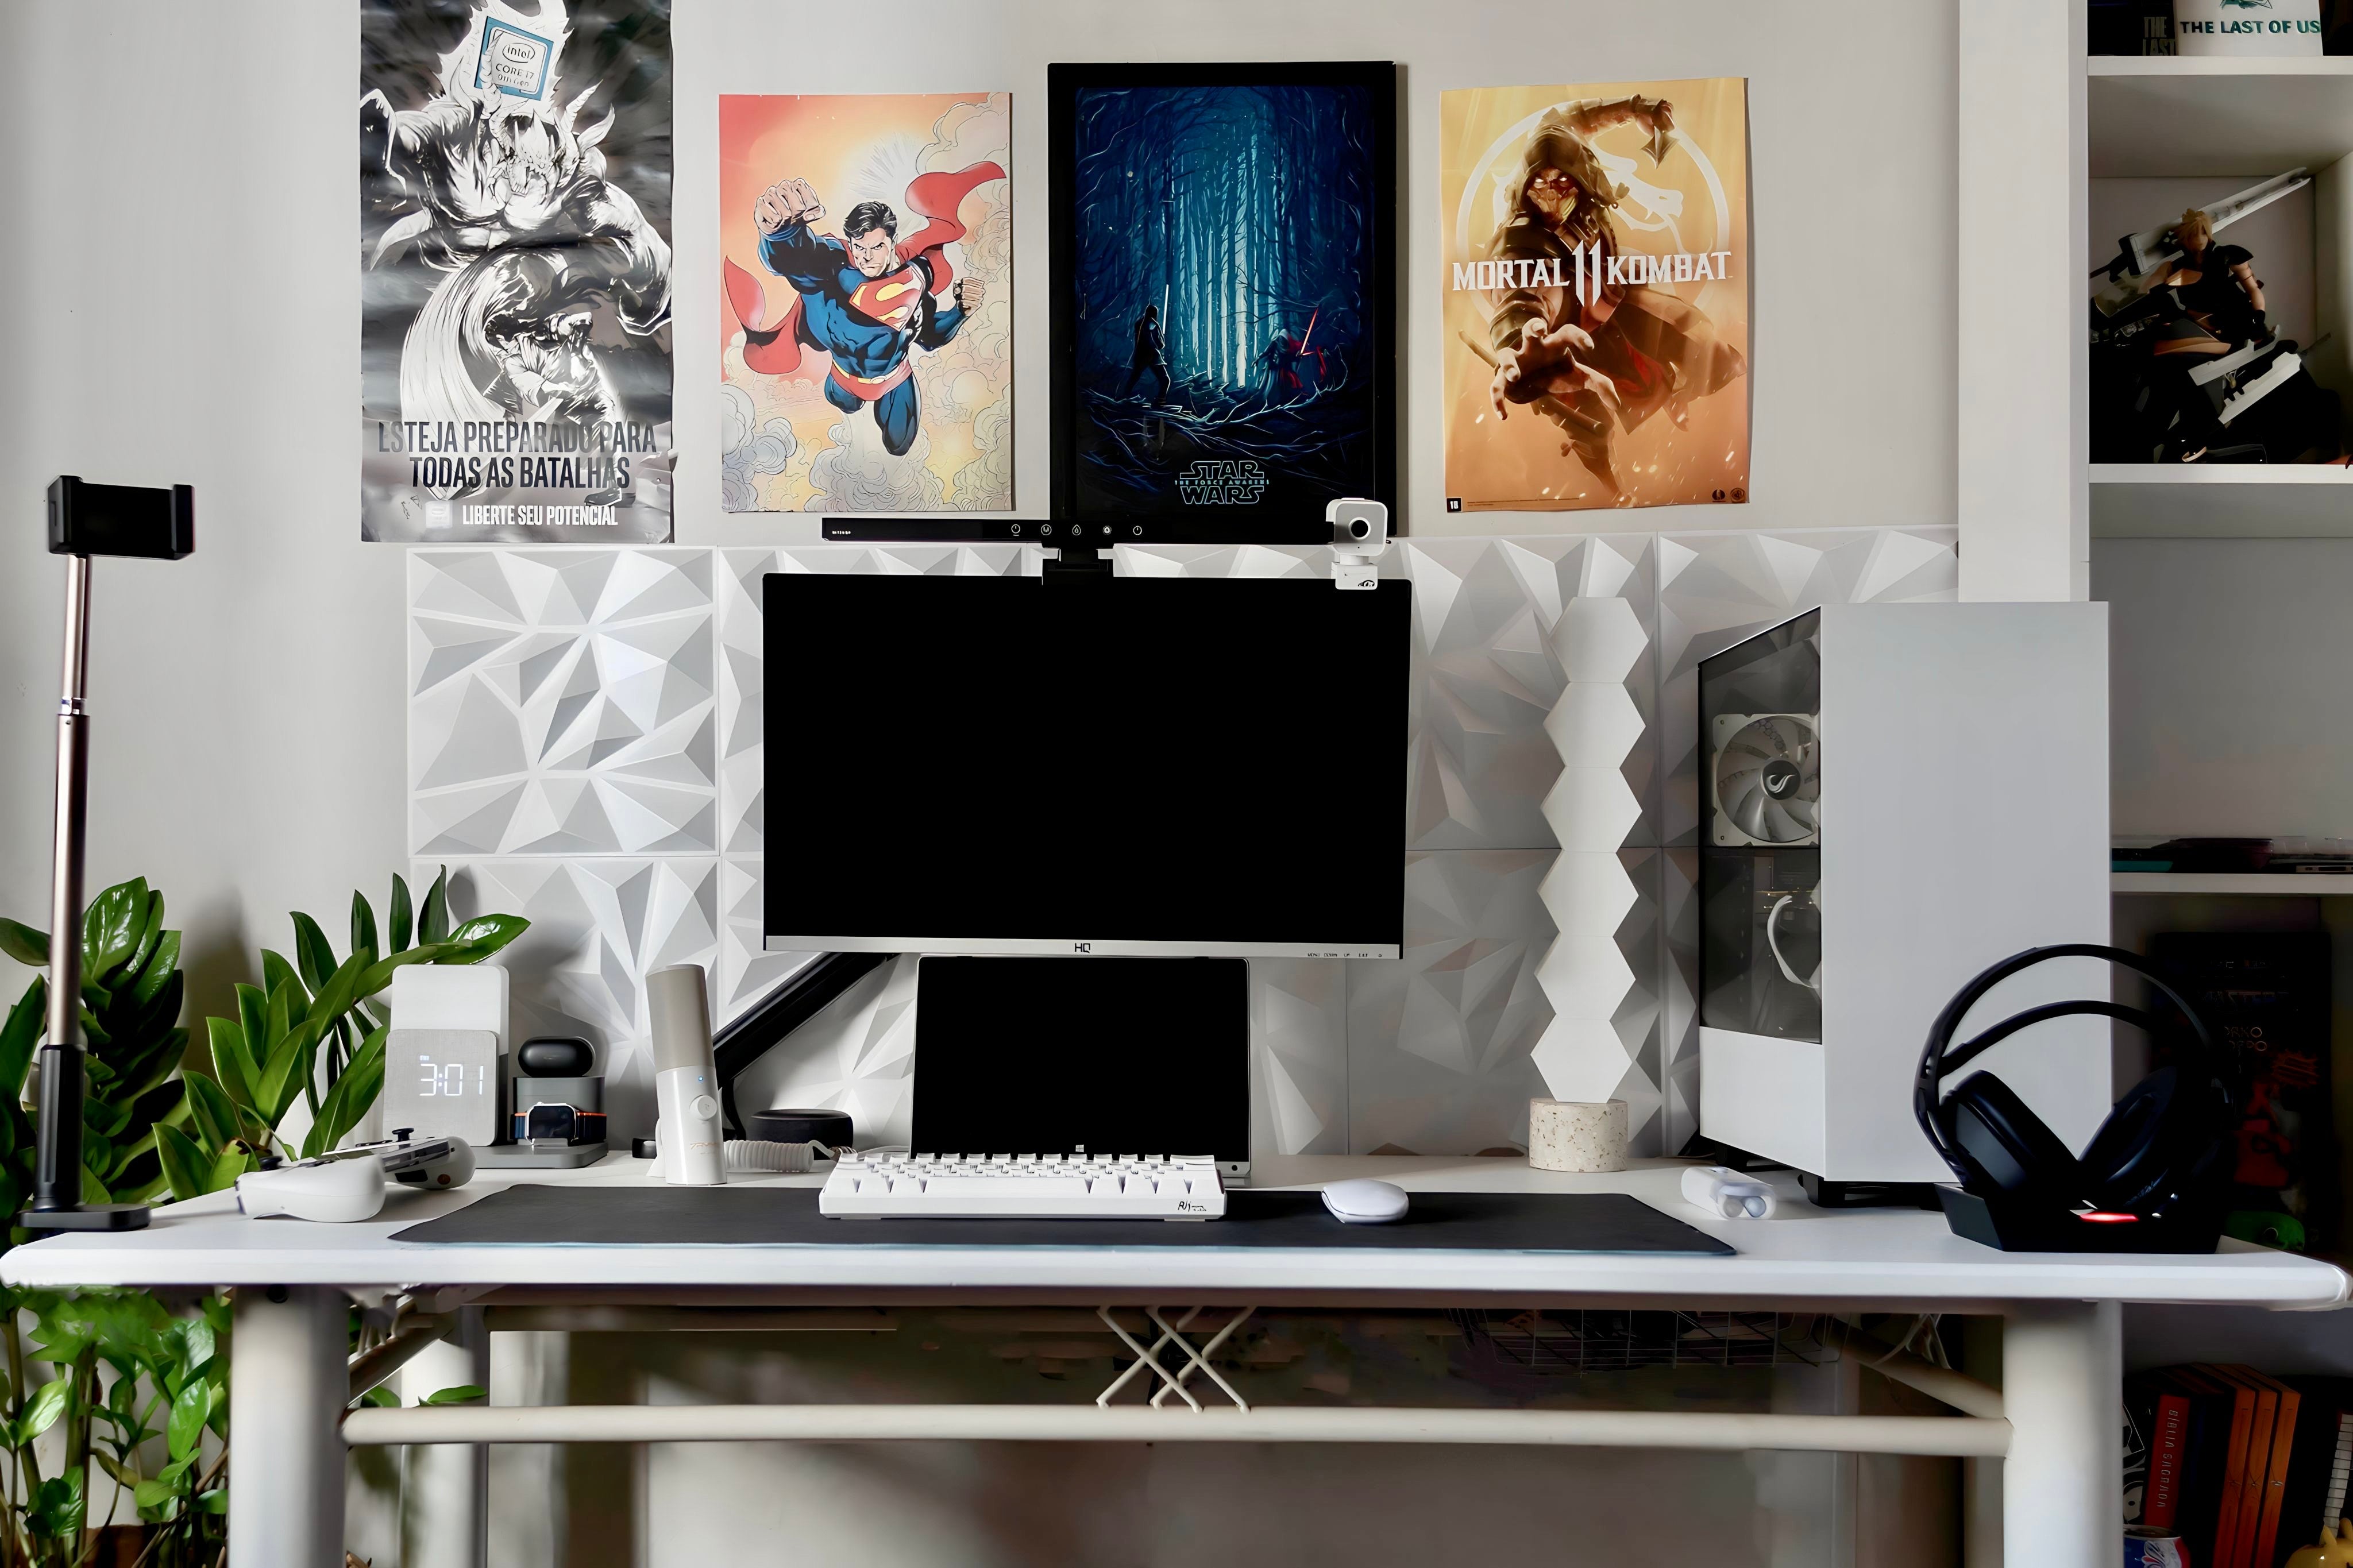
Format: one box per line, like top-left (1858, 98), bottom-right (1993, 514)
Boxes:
top-left (2077, 1211), bottom-right (2139, 1223)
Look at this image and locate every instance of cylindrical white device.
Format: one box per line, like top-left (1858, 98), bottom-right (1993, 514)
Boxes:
top-left (649, 963), bottom-right (726, 1186)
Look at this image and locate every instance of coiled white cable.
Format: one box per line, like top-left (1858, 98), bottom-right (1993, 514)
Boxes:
top-left (724, 1140), bottom-right (816, 1173)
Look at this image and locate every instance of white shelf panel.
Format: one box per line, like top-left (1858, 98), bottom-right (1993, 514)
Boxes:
top-left (2090, 56), bottom-right (2353, 78)
top-left (2113, 872), bottom-right (2353, 894)
top-left (2092, 466), bottom-right (2353, 535)
top-left (2090, 69), bottom-right (2353, 175)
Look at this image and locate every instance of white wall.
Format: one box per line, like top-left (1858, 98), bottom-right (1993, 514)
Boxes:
top-left (0, 2), bottom-right (1964, 1563)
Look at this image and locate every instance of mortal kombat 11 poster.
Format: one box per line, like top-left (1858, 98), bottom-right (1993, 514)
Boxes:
top-left (1051, 63), bottom-right (1396, 532)
top-left (361, 0), bottom-right (673, 542)
top-left (719, 94), bottom-right (1012, 513)
top-left (1440, 78), bottom-right (1749, 512)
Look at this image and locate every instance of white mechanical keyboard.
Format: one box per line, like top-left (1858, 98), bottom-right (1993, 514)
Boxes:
top-left (819, 1153), bottom-right (1226, 1220)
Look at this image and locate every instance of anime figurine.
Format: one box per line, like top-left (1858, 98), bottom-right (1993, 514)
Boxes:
top-left (1123, 303), bottom-right (1172, 403)
top-left (723, 161), bottom-right (1002, 457)
top-left (1482, 95), bottom-right (1746, 496)
top-left (361, 1), bottom-right (672, 436)
top-left (2288, 1519), bottom-right (2353, 1568)
top-left (2089, 183), bottom-right (2342, 464)
top-left (2148, 207), bottom-right (2267, 347)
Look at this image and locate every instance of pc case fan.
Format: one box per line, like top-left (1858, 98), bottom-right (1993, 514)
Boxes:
top-left (1711, 713), bottom-right (1820, 847)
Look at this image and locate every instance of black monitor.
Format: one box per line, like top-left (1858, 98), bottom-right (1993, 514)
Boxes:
top-left (911, 957), bottom-right (1250, 1163)
top-left (763, 573), bottom-right (1409, 958)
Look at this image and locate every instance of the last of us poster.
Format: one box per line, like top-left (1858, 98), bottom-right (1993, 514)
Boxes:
top-left (361, 0), bottom-right (674, 542)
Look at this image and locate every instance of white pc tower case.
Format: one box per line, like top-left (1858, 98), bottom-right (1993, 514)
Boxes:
top-left (1695, 603), bottom-right (2113, 1202)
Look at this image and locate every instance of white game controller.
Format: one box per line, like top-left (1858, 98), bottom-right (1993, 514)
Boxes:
top-left (234, 1132), bottom-right (475, 1223)
top-left (1680, 1164), bottom-right (1780, 1221)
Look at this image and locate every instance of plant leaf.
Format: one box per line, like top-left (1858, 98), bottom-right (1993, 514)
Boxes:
top-left (389, 874), bottom-right (414, 953)
top-left (350, 893), bottom-right (379, 968)
top-left (421, 1384), bottom-right (487, 1405)
top-left (182, 1074), bottom-right (238, 1152)
top-left (206, 1016), bottom-right (259, 1111)
top-left (421, 866), bottom-right (450, 945)
top-left (0, 918), bottom-right (48, 969)
top-left (153, 1125), bottom-right (209, 1204)
top-left (264, 976), bottom-right (294, 1053)
top-left (196, 1487), bottom-right (227, 1514)
top-left (442, 913), bottom-right (530, 963)
top-left (234, 984), bottom-right (267, 1066)
top-left (304, 1029), bottom-right (386, 1158)
top-left (260, 955), bottom-right (309, 1034)
top-left (290, 910), bottom-right (338, 994)
top-left (82, 879), bottom-right (147, 979)
top-left (166, 1372), bottom-right (208, 1461)
top-left (127, 927), bottom-right (180, 1013)
top-left (20, 1375), bottom-right (72, 1441)
top-left (203, 1143), bottom-right (249, 1195)
top-left (132, 1477), bottom-right (177, 1520)
top-left (0, 978), bottom-right (44, 1102)
top-left (118, 891), bottom-right (165, 990)
top-left (361, 1385), bottom-right (399, 1408)
top-left (354, 943), bottom-right (446, 1001)
top-left (256, 1018), bottom-right (322, 1125)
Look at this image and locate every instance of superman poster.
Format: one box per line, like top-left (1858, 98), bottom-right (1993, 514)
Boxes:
top-left (361, 0), bottom-right (674, 542)
top-left (720, 94), bottom-right (1012, 513)
top-left (1048, 63), bottom-right (1397, 532)
top-left (1440, 78), bottom-right (1750, 512)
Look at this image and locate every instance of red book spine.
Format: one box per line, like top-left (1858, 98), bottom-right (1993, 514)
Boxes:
top-left (2148, 1393), bottom-right (2192, 1530)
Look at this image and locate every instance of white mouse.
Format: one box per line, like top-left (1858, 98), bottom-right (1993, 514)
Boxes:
top-left (1322, 1179), bottom-right (1409, 1225)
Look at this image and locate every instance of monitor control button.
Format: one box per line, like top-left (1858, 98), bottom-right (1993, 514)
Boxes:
top-left (1041, 524), bottom-right (1054, 536)
top-left (1010, 523), bottom-right (1023, 536)
top-left (1131, 526), bottom-right (1143, 536)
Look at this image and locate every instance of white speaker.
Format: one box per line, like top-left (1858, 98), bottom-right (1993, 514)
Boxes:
top-left (648, 964), bottom-right (726, 1186)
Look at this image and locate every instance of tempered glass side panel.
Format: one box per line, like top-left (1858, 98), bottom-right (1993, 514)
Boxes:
top-left (1698, 611), bottom-right (1823, 1044)
top-left (1699, 847), bottom-right (1822, 1040)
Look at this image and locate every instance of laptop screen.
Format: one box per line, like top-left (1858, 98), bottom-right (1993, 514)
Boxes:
top-left (909, 957), bottom-right (1250, 1165)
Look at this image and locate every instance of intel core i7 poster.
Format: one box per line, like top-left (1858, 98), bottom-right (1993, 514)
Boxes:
top-left (1050, 63), bottom-right (1397, 537)
top-left (361, 0), bottom-right (674, 542)
top-left (1440, 78), bottom-right (1750, 512)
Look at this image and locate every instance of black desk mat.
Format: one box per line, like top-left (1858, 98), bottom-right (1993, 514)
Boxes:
top-left (394, 1185), bottom-right (1733, 1255)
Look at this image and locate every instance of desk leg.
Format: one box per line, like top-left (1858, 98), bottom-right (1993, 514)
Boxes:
top-left (400, 1305), bottom-right (488, 1568)
top-left (228, 1286), bottom-right (347, 1568)
top-left (2001, 1301), bottom-right (2120, 1568)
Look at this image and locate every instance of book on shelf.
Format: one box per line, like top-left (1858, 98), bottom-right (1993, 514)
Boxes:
top-left (2128, 1372), bottom-right (2194, 1529)
top-left (2279, 1378), bottom-right (2353, 1568)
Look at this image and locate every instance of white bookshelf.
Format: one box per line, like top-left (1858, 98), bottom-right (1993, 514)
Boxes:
top-left (2112, 871), bottom-right (2353, 894)
top-left (2092, 465), bottom-right (2353, 536)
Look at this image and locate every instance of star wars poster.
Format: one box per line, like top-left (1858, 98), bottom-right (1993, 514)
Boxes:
top-left (719, 94), bottom-right (1011, 513)
top-left (1050, 63), bottom-right (1396, 532)
top-left (361, 0), bottom-right (673, 542)
top-left (1440, 78), bottom-right (1749, 512)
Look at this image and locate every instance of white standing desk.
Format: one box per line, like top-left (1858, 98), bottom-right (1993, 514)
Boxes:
top-left (7, 1154), bottom-right (2345, 1568)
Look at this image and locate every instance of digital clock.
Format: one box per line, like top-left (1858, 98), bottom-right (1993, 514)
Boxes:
top-left (381, 1028), bottom-right (504, 1147)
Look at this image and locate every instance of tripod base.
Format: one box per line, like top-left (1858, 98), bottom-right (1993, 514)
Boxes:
top-left (16, 1203), bottom-right (149, 1233)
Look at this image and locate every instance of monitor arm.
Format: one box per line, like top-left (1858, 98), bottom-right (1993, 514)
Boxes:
top-left (712, 952), bottom-right (892, 1137)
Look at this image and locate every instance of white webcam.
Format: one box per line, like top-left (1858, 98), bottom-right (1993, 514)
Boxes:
top-left (1326, 498), bottom-right (1389, 589)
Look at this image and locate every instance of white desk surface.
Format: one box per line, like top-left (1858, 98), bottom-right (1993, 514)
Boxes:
top-left (6, 1156), bottom-right (2345, 1311)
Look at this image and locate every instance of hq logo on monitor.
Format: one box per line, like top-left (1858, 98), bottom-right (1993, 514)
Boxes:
top-left (475, 21), bottom-right (554, 101)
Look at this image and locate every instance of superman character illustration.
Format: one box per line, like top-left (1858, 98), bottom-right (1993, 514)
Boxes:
top-left (719, 94), bottom-right (1013, 512)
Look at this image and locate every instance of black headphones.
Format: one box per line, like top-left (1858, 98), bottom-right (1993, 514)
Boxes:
top-left (1914, 944), bottom-right (2232, 1215)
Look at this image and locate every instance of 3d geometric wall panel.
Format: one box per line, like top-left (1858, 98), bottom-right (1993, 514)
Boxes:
top-left (1345, 849), bottom-right (1555, 1157)
top-left (410, 549), bottom-right (718, 857)
top-left (1398, 535), bottom-right (1654, 853)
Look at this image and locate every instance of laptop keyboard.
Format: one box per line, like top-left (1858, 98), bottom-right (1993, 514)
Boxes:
top-left (819, 1152), bottom-right (1226, 1220)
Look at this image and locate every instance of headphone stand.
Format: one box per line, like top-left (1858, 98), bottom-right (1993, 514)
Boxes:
top-left (1938, 1187), bottom-right (2223, 1254)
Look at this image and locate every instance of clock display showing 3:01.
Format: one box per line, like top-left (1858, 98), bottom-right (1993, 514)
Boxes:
top-left (417, 1057), bottom-right (489, 1098)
